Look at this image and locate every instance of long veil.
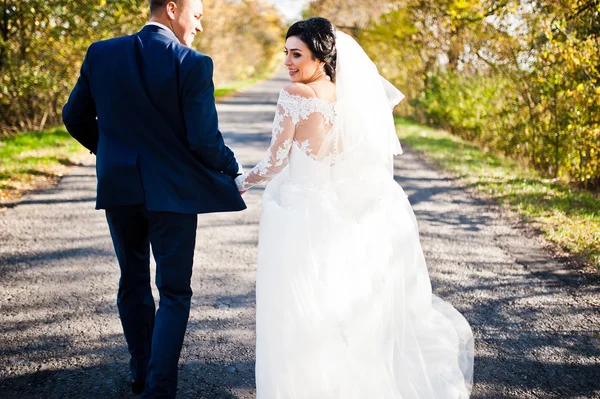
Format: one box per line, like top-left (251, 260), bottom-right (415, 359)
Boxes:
top-left (335, 31), bottom-right (404, 168)
top-left (324, 31), bottom-right (474, 398)
top-left (328, 31), bottom-right (406, 218)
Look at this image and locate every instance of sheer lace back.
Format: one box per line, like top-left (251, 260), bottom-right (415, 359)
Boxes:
top-left (235, 85), bottom-right (338, 191)
top-left (280, 89), bottom-right (337, 163)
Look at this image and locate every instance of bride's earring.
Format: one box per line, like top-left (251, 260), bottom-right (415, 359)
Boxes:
top-left (321, 64), bottom-right (331, 81)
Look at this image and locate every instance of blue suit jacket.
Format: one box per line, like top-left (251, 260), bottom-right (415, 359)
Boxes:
top-left (62, 24), bottom-right (246, 214)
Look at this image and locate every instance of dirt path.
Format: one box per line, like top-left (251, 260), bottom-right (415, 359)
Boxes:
top-left (0, 75), bottom-right (598, 398)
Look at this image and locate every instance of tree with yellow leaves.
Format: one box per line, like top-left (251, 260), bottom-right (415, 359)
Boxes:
top-left (0, 0), bottom-right (285, 135)
top-left (305, 0), bottom-right (600, 187)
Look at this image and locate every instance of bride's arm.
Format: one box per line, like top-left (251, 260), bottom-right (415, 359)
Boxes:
top-left (235, 84), bottom-right (310, 191)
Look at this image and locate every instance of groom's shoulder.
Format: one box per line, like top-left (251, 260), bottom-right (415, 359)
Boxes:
top-left (87, 34), bottom-right (133, 55)
top-left (174, 46), bottom-right (214, 77)
top-left (175, 45), bottom-right (212, 66)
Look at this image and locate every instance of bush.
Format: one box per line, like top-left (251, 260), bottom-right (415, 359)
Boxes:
top-left (0, 0), bottom-right (285, 136)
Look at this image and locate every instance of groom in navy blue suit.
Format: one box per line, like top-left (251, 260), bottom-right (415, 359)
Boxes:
top-left (62, 0), bottom-right (245, 397)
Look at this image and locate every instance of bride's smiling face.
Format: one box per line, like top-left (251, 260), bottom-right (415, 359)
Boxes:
top-left (284, 36), bottom-right (323, 84)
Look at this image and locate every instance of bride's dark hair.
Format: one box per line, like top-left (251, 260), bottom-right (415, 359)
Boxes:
top-left (286, 17), bottom-right (337, 82)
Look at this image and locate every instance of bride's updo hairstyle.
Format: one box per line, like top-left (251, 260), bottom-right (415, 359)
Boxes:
top-left (286, 17), bottom-right (337, 82)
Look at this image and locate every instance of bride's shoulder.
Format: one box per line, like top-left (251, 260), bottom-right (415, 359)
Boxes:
top-left (280, 83), bottom-right (317, 100)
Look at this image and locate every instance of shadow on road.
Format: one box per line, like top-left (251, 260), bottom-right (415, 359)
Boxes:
top-left (2, 73), bottom-right (599, 399)
top-left (1, 360), bottom-right (252, 399)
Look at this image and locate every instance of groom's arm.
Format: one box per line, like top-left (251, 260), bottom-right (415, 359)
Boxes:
top-left (182, 55), bottom-right (240, 178)
top-left (62, 45), bottom-right (99, 155)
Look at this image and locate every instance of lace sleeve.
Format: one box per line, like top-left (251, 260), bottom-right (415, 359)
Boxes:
top-left (235, 91), bottom-right (297, 191)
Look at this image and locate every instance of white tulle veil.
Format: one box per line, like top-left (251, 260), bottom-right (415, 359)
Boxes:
top-left (334, 31), bottom-right (404, 171)
top-left (327, 31), bottom-right (406, 217)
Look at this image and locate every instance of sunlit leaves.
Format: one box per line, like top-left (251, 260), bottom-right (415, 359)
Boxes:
top-left (193, 0), bottom-right (285, 86)
top-left (306, 0), bottom-right (600, 187)
top-left (0, 0), bottom-right (147, 134)
top-left (0, 0), bottom-right (284, 135)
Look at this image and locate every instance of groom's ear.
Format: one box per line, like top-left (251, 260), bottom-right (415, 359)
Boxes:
top-left (166, 1), bottom-right (178, 20)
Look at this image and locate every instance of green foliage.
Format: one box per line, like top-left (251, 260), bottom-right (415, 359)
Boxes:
top-left (0, 0), bottom-right (285, 135)
top-left (416, 72), bottom-right (509, 143)
top-left (0, 0), bottom-right (148, 135)
top-left (306, 0), bottom-right (600, 188)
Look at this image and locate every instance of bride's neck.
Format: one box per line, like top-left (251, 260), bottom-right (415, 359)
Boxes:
top-left (302, 70), bottom-right (328, 85)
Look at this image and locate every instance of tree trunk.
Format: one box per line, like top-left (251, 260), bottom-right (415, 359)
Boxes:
top-left (39, 107), bottom-right (48, 131)
top-left (0, 0), bottom-right (9, 71)
top-left (553, 83), bottom-right (560, 178)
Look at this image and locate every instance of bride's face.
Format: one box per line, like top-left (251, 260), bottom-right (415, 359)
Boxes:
top-left (284, 36), bottom-right (323, 84)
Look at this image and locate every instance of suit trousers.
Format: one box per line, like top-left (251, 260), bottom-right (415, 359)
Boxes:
top-left (105, 204), bottom-right (197, 399)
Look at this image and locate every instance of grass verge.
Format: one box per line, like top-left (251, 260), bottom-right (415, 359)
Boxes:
top-left (0, 128), bottom-right (89, 206)
top-left (214, 73), bottom-right (273, 99)
top-left (396, 117), bottom-right (600, 269)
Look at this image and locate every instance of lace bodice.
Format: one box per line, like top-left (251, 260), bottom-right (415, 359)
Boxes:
top-left (235, 87), bottom-right (337, 191)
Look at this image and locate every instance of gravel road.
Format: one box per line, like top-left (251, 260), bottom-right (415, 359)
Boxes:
top-left (1, 74), bottom-right (599, 399)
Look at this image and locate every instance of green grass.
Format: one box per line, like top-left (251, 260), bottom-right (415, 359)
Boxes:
top-left (214, 73), bottom-right (272, 98)
top-left (396, 117), bottom-right (600, 269)
top-left (0, 128), bottom-right (87, 203)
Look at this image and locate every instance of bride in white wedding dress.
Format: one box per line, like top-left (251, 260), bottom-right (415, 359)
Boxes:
top-left (235, 17), bottom-right (474, 399)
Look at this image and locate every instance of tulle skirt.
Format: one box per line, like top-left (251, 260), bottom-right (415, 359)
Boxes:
top-left (255, 168), bottom-right (474, 399)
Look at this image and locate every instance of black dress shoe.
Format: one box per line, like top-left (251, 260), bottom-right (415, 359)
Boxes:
top-left (131, 379), bottom-right (145, 395)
